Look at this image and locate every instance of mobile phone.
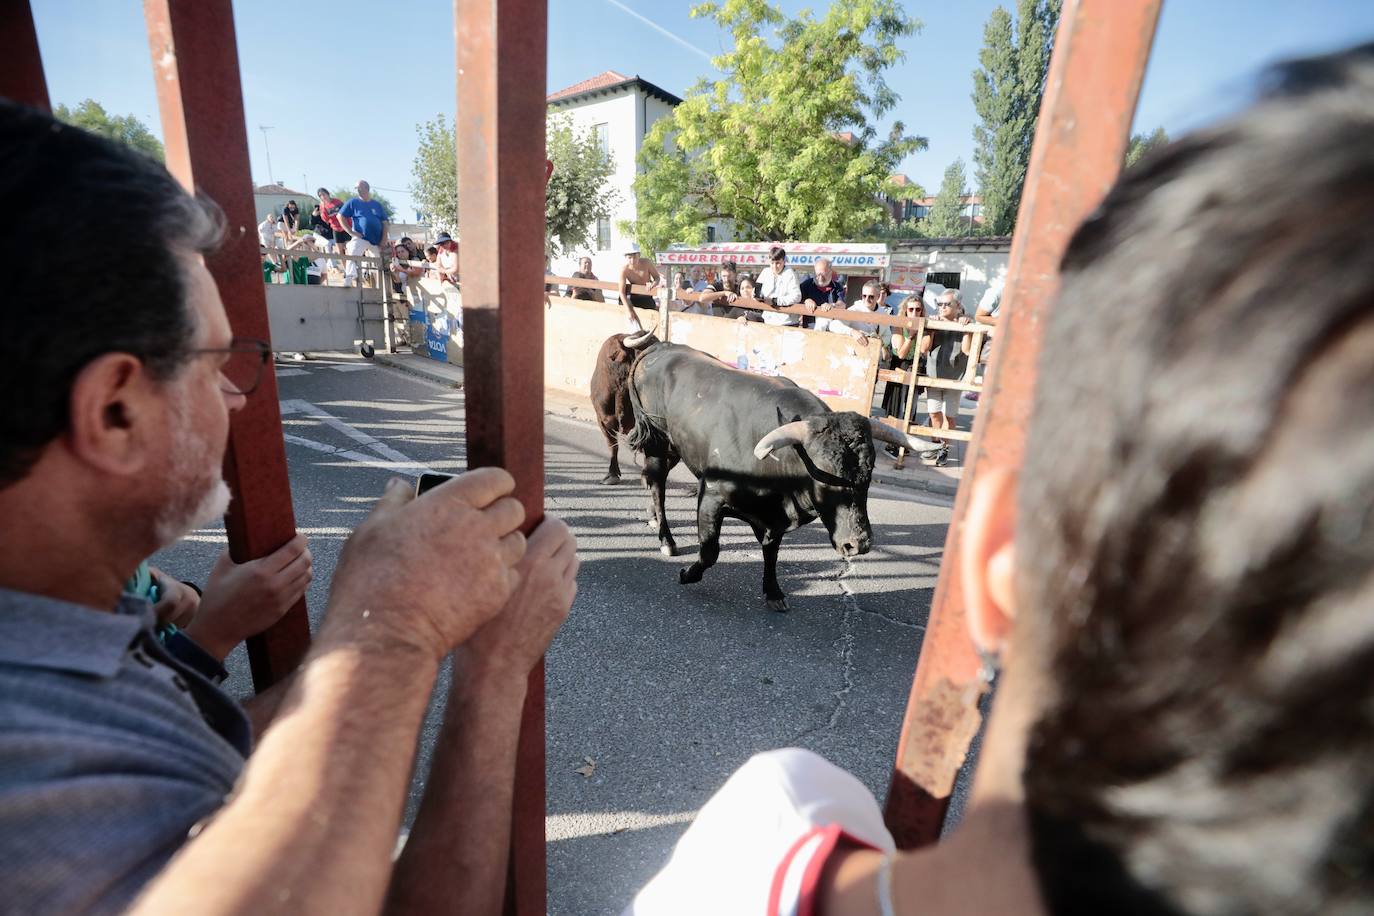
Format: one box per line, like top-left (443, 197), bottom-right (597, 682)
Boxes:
top-left (415, 472), bottom-right (457, 496)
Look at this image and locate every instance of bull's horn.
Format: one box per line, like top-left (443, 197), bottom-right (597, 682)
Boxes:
top-left (624, 325), bottom-right (658, 349)
top-left (868, 418), bottom-right (935, 452)
top-left (753, 420), bottom-right (811, 461)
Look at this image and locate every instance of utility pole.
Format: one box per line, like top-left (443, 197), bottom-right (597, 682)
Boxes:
top-left (258, 124), bottom-right (275, 184)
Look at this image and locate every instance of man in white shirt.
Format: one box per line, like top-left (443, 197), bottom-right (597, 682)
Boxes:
top-left (827, 280), bottom-right (890, 349)
top-left (757, 245), bottom-right (804, 326)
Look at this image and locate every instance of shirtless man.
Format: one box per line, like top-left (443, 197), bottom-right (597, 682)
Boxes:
top-left (618, 243), bottom-right (661, 332)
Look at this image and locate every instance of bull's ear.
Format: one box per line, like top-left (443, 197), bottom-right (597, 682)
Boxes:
top-left (753, 420), bottom-right (811, 461)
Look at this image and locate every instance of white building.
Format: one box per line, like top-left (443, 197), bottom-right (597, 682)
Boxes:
top-left (890, 236), bottom-right (1011, 308)
top-left (252, 183), bottom-right (314, 222)
top-left (546, 70), bottom-right (683, 282)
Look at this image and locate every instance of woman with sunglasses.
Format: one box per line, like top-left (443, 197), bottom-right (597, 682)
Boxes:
top-left (880, 295), bottom-right (926, 445)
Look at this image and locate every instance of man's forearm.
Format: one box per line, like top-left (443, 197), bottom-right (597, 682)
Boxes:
top-left (386, 662), bottom-right (529, 916)
top-left (130, 637), bottom-right (440, 916)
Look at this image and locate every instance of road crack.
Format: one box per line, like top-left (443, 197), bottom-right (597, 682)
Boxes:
top-left (794, 560), bottom-right (925, 742)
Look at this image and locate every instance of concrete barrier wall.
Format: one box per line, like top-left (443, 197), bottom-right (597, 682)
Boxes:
top-left (411, 277), bottom-right (464, 366)
top-left (541, 296), bottom-right (882, 416)
top-left (265, 284), bottom-right (383, 352)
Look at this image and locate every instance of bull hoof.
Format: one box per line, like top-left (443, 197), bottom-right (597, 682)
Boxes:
top-left (660, 543), bottom-right (677, 557)
top-left (601, 472), bottom-right (622, 485)
top-left (679, 565), bottom-right (703, 584)
top-left (766, 597), bottom-right (790, 613)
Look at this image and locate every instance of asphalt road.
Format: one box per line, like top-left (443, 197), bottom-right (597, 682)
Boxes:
top-left (152, 352), bottom-right (957, 915)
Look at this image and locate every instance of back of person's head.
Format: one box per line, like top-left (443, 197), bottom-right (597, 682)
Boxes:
top-left (0, 101), bottom-right (222, 488)
top-left (1016, 43), bottom-right (1374, 915)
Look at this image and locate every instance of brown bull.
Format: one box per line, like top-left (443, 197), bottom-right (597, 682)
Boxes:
top-left (589, 328), bottom-right (657, 484)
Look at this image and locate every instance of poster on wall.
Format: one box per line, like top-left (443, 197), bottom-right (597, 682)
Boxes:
top-left (425, 312), bottom-right (450, 362)
top-left (887, 253), bottom-right (934, 291)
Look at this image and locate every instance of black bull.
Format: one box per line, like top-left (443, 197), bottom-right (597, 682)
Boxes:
top-left (613, 337), bottom-right (919, 611)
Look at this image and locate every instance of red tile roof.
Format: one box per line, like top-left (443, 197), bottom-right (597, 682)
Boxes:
top-left (547, 70), bottom-right (630, 102)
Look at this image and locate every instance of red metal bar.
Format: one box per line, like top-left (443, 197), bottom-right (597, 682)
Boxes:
top-left (143, 0), bottom-right (311, 690)
top-left (883, 0), bottom-right (1162, 848)
top-left (454, 0), bottom-right (549, 912)
top-left (0, 0), bottom-right (50, 110)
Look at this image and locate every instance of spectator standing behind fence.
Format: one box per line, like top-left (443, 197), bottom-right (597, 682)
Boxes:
top-left (433, 232), bottom-right (460, 285)
top-left (758, 246), bottom-right (806, 326)
top-left (257, 212), bottom-right (275, 249)
top-left (316, 185), bottom-right (350, 263)
top-left (338, 180), bottom-right (388, 288)
top-left (389, 241), bottom-right (423, 347)
top-left (880, 294), bottom-right (925, 454)
top-left (618, 243), bottom-right (661, 333)
top-left (800, 256), bottom-right (846, 332)
top-left (567, 255), bottom-right (600, 301)
top-left (281, 199), bottom-right (300, 236)
top-left (918, 290), bottom-right (972, 468)
top-left (827, 280), bottom-right (890, 352)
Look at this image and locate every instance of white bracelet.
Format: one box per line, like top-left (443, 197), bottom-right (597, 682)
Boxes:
top-left (877, 854), bottom-right (896, 916)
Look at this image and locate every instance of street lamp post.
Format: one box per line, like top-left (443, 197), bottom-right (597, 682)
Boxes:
top-left (258, 124), bottom-right (275, 184)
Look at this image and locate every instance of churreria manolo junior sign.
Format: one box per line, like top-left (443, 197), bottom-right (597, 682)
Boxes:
top-left (659, 242), bottom-right (891, 270)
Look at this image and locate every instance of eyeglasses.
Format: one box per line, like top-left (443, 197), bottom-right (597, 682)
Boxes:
top-left (187, 337), bottom-right (272, 395)
top-left (937, 301), bottom-right (957, 308)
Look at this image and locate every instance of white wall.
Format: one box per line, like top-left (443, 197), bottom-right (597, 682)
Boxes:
top-left (897, 250), bottom-right (1009, 308)
top-left (549, 88), bottom-right (678, 284)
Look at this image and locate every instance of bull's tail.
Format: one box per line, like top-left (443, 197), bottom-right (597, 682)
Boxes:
top-left (626, 368), bottom-right (669, 454)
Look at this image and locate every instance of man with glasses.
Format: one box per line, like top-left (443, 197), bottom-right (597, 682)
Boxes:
top-left (827, 280), bottom-right (890, 351)
top-left (0, 102), bottom-right (579, 916)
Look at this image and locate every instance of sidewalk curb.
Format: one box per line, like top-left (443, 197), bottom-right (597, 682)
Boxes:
top-left (373, 352), bottom-right (464, 388)
top-left (374, 353), bottom-right (960, 501)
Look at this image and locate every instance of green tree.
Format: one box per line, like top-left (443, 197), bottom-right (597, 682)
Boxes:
top-left (409, 115), bottom-right (458, 232)
top-left (330, 186), bottom-right (398, 221)
top-left (1126, 125), bottom-right (1170, 168)
top-left (630, 0), bottom-right (927, 253)
top-left (53, 99), bottom-right (164, 162)
top-left (409, 114), bottom-right (618, 252)
top-left (970, 0), bottom-right (1061, 235)
top-left (924, 159), bottom-right (968, 237)
top-left (545, 115), bottom-right (619, 256)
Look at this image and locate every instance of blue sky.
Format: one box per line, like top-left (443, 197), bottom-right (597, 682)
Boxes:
top-left (32, 0), bottom-right (1374, 218)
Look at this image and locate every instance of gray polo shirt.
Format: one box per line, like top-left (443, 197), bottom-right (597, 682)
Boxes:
top-left (0, 588), bottom-right (250, 915)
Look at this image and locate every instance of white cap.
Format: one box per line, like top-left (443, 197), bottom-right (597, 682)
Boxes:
top-left (624, 242), bottom-right (641, 255)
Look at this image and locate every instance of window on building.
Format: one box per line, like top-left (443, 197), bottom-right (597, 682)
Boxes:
top-left (926, 271), bottom-right (962, 289)
top-left (594, 122), bottom-right (609, 162)
top-left (914, 204), bottom-right (930, 219)
top-left (706, 225), bottom-right (717, 242)
top-left (596, 217), bottom-right (611, 251)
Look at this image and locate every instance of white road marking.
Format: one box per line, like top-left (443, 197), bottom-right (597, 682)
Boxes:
top-left (274, 367), bottom-right (309, 378)
top-left (279, 399), bottom-right (435, 477)
top-left (327, 363), bottom-right (373, 372)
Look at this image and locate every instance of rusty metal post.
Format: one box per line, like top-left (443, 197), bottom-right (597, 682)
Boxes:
top-left (883, 0), bottom-right (1161, 848)
top-left (144, 0), bottom-right (312, 689)
top-left (454, 0), bottom-right (549, 912)
top-left (0, 0), bottom-right (50, 111)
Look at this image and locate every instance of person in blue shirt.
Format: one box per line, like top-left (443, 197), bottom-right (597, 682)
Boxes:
top-left (338, 179), bottom-right (389, 287)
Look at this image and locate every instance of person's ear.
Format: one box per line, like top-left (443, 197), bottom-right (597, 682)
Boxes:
top-left (959, 468), bottom-right (1018, 656)
top-left (66, 353), bottom-right (163, 478)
